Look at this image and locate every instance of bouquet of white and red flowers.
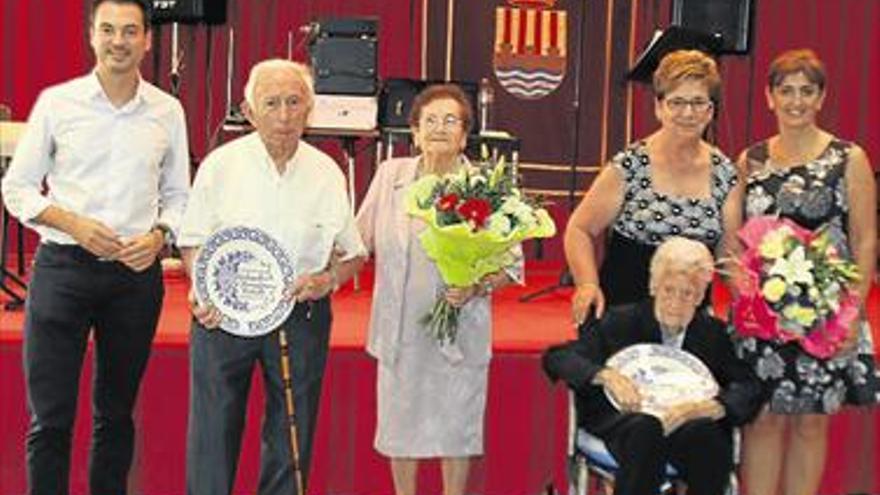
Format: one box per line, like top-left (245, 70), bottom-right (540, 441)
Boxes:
top-left (732, 216), bottom-right (861, 358)
top-left (406, 155), bottom-right (556, 344)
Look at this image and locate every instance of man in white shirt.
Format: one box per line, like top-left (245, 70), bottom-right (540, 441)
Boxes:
top-left (178, 59), bottom-right (366, 495)
top-left (0, 1), bottom-right (190, 494)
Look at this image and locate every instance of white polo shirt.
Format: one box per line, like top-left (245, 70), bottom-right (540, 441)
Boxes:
top-left (178, 132), bottom-right (366, 276)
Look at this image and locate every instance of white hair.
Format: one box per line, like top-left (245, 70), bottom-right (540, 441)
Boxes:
top-left (649, 236), bottom-right (715, 295)
top-left (243, 58), bottom-right (315, 109)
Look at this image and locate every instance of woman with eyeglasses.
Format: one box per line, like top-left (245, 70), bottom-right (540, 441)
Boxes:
top-left (730, 49), bottom-right (878, 495)
top-left (356, 84), bottom-right (520, 495)
top-left (565, 50), bottom-right (739, 326)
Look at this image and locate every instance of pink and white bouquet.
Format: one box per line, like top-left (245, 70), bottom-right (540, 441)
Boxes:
top-left (732, 216), bottom-right (861, 358)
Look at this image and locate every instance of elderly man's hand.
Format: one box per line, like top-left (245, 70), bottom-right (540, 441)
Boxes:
top-left (288, 271), bottom-right (335, 302)
top-left (572, 283), bottom-right (605, 326)
top-left (595, 368), bottom-right (641, 412)
top-left (188, 286), bottom-right (223, 329)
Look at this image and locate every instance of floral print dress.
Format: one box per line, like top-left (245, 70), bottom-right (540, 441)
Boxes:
top-left (733, 138), bottom-right (880, 414)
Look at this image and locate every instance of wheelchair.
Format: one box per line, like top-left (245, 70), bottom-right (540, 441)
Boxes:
top-left (565, 392), bottom-right (740, 495)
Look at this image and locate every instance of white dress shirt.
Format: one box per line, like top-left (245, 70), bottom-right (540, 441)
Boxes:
top-left (1, 72), bottom-right (190, 244)
top-left (178, 132), bottom-right (366, 277)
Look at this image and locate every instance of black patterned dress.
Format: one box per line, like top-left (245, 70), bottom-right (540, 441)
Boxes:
top-left (733, 138), bottom-right (880, 414)
top-left (600, 141), bottom-right (738, 306)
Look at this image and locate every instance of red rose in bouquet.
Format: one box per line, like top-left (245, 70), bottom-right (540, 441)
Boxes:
top-left (456, 198), bottom-right (492, 228)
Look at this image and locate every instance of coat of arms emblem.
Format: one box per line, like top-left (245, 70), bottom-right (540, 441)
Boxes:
top-left (493, 0), bottom-right (567, 100)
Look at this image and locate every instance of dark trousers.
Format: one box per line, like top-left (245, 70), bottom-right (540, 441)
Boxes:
top-left (595, 413), bottom-right (733, 495)
top-left (23, 243), bottom-right (164, 495)
top-left (186, 298), bottom-right (332, 495)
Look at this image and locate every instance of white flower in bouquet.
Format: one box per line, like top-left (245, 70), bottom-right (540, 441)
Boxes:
top-left (469, 173), bottom-right (487, 188)
top-left (487, 212), bottom-right (512, 236)
top-left (501, 196), bottom-right (537, 230)
top-left (769, 245), bottom-right (814, 285)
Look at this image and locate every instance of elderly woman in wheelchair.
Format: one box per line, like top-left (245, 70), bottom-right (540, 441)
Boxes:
top-left (544, 237), bottom-right (764, 495)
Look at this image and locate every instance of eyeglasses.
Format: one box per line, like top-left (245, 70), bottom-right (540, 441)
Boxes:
top-left (664, 97), bottom-right (713, 114)
top-left (422, 114), bottom-right (463, 130)
top-left (657, 284), bottom-right (700, 303)
top-left (773, 84), bottom-right (821, 101)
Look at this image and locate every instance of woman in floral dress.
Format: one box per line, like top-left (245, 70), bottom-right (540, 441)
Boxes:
top-left (565, 50), bottom-right (739, 325)
top-left (731, 49), bottom-right (879, 495)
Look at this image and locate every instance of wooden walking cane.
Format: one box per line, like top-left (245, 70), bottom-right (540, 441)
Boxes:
top-left (278, 328), bottom-right (305, 495)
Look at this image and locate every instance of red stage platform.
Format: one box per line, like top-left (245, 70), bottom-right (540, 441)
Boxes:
top-left (1, 265), bottom-right (879, 495)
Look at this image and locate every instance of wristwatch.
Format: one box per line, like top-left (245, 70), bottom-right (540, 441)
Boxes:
top-left (152, 223), bottom-right (175, 248)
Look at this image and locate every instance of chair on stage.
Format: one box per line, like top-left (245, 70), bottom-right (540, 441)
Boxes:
top-left (0, 107), bottom-right (29, 309)
top-left (565, 393), bottom-right (740, 495)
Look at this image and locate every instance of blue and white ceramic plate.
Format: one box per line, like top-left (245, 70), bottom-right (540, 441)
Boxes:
top-left (193, 226), bottom-right (295, 337)
top-left (605, 343), bottom-right (719, 418)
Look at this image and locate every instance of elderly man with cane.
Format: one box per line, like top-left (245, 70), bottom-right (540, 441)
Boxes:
top-left (178, 59), bottom-right (366, 495)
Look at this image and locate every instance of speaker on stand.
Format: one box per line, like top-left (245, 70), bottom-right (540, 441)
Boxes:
top-left (308, 18), bottom-right (379, 96)
top-left (150, 0), bottom-right (229, 97)
top-left (151, 0), bottom-right (228, 25)
top-left (671, 0), bottom-right (754, 55)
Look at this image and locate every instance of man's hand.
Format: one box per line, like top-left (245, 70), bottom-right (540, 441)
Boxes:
top-left (595, 368), bottom-right (641, 412)
top-left (114, 230), bottom-right (165, 272)
top-left (188, 286), bottom-right (223, 329)
top-left (69, 215), bottom-right (124, 258)
top-left (288, 271), bottom-right (335, 302)
top-left (572, 283), bottom-right (605, 326)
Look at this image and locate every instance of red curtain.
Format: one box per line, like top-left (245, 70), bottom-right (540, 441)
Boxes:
top-left (1, 0), bottom-right (422, 161)
top-left (1, 0), bottom-right (422, 255)
top-left (631, 0), bottom-right (880, 163)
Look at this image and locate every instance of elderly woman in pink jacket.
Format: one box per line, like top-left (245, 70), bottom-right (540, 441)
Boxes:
top-left (356, 84), bottom-right (521, 495)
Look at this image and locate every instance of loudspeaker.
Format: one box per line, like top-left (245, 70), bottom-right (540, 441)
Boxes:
top-left (316, 18), bottom-right (378, 38)
top-left (378, 79), bottom-right (425, 128)
top-left (671, 0), bottom-right (754, 54)
top-left (151, 0), bottom-right (227, 25)
top-left (378, 79), bottom-right (480, 134)
top-left (309, 17), bottom-right (378, 95)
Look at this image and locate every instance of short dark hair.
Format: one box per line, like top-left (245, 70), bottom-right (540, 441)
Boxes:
top-left (91, 0), bottom-right (152, 30)
top-left (767, 49), bottom-right (826, 91)
top-left (408, 84), bottom-right (474, 134)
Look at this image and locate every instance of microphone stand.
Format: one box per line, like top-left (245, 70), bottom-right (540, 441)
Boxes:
top-left (169, 22), bottom-right (182, 98)
top-left (518, 3), bottom-right (586, 302)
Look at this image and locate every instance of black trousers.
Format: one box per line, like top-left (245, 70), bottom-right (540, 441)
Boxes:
top-left (22, 243), bottom-right (164, 495)
top-left (186, 298), bottom-right (332, 495)
top-left (594, 413), bottom-right (733, 495)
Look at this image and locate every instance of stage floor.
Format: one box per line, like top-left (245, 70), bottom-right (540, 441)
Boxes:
top-left (1, 263), bottom-right (578, 349)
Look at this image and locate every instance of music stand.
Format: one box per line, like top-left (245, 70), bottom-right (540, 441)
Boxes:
top-left (625, 26), bottom-right (721, 84)
top-left (0, 121), bottom-right (28, 309)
